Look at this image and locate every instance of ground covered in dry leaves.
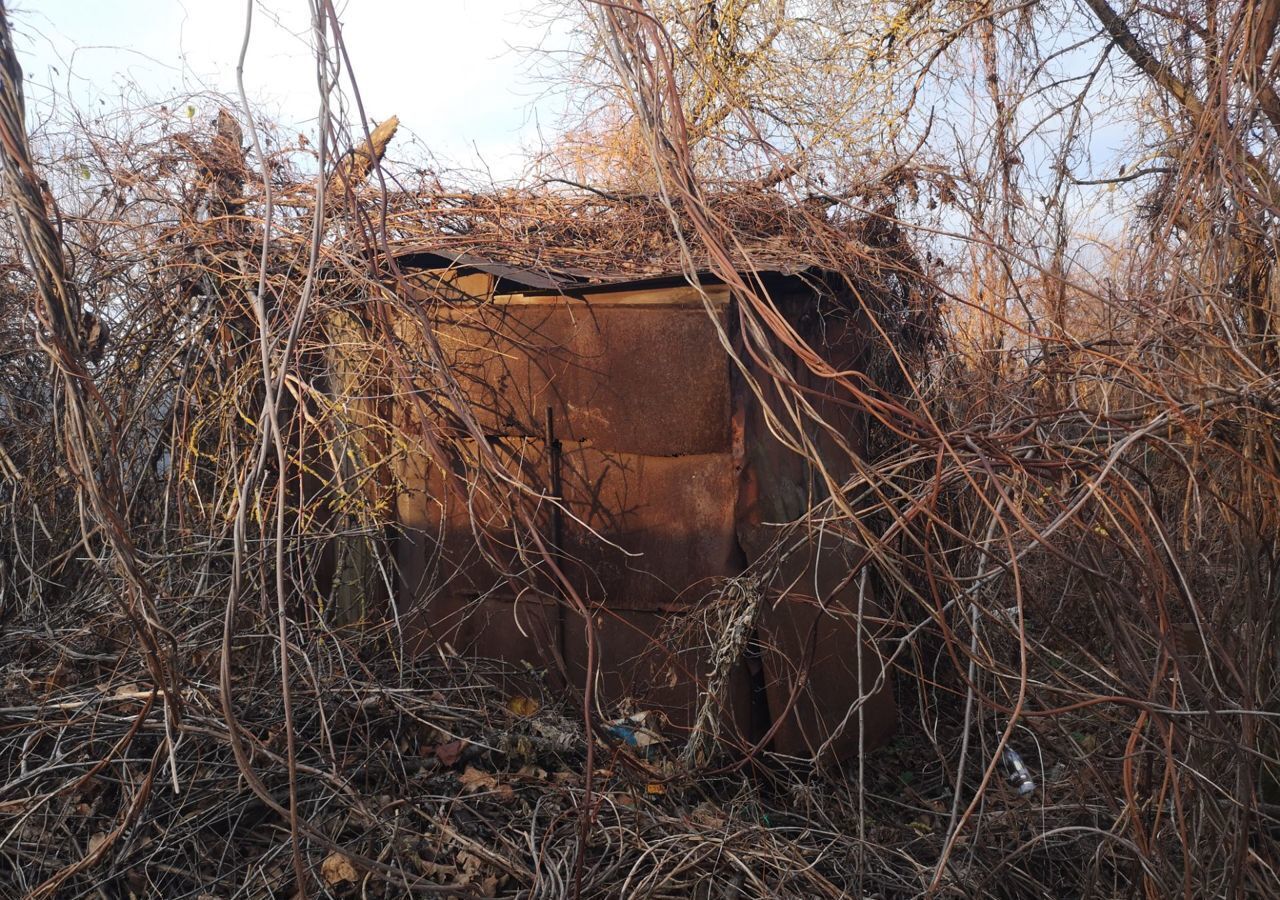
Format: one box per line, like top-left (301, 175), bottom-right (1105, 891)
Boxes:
top-left (0, 602), bottom-right (1136, 900)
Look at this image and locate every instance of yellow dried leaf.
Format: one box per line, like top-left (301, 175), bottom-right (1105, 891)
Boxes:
top-left (321, 851), bottom-right (358, 886)
top-left (506, 695), bottom-right (539, 717)
top-left (456, 849), bottom-right (483, 877)
top-left (458, 765), bottom-right (499, 793)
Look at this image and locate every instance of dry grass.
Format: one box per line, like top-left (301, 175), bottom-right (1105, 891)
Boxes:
top-left (1, 1), bottom-right (1279, 895)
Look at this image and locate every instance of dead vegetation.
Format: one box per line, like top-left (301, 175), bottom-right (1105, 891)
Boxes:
top-left (1, 0), bottom-right (1279, 897)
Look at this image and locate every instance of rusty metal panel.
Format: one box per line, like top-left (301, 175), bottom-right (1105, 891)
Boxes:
top-left (395, 437), bottom-right (741, 612)
top-left (753, 543), bottom-right (897, 759)
top-left (387, 271), bottom-right (897, 759)
top-left (734, 291), bottom-right (871, 560)
top-left (557, 446), bottom-right (741, 610)
top-left (730, 288), bottom-right (896, 758)
top-left (402, 591), bottom-right (560, 666)
top-left (421, 298), bottom-right (733, 456)
top-left (398, 591), bottom-right (565, 703)
top-left (394, 436), bottom-right (527, 613)
top-left (563, 607), bottom-right (752, 741)
top-left (757, 593), bottom-right (897, 759)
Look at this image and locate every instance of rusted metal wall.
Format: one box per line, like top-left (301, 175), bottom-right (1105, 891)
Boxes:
top-left (391, 271), bottom-right (896, 759)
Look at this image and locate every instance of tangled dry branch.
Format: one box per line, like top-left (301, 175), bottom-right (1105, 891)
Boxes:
top-left (0, 0), bottom-right (1278, 897)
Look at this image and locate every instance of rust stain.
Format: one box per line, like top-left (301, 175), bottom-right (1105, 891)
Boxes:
top-left (414, 297), bottom-right (734, 456)
top-left (391, 272), bottom-right (897, 760)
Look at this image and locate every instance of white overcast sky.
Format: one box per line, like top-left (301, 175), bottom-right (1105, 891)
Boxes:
top-left (11, 0), bottom-right (562, 178)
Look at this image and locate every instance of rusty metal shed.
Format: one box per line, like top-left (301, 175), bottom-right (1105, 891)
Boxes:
top-left (362, 225), bottom-right (900, 761)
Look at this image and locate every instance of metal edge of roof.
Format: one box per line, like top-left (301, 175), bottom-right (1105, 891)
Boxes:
top-left (393, 246), bottom-right (823, 297)
top-left (394, 248), bottom-right (570, 292)
top-left (517, 265), bottom-right (824, 298)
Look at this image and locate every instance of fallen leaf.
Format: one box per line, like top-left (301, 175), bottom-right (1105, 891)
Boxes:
top-left (458, 766), bottom-right (515, 801)
top-left (506, 735), bottom-right (535, 762)
top-left (414, 855), bottom-right (456, 882)
top-left (435, 739), bottom-right (467, 766)
top-left (456, 849), bottom-right (483, 878)
top-left (321, 851), bottom-right (358, 886)
top-left (87, 832), bottom-right (109, 855)
top-left (458, 766), bottom-right (499, 793)
top-left (506, 695), bottom-right (539, 717)
top-left (452, 849), bottom-right (503, 889)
